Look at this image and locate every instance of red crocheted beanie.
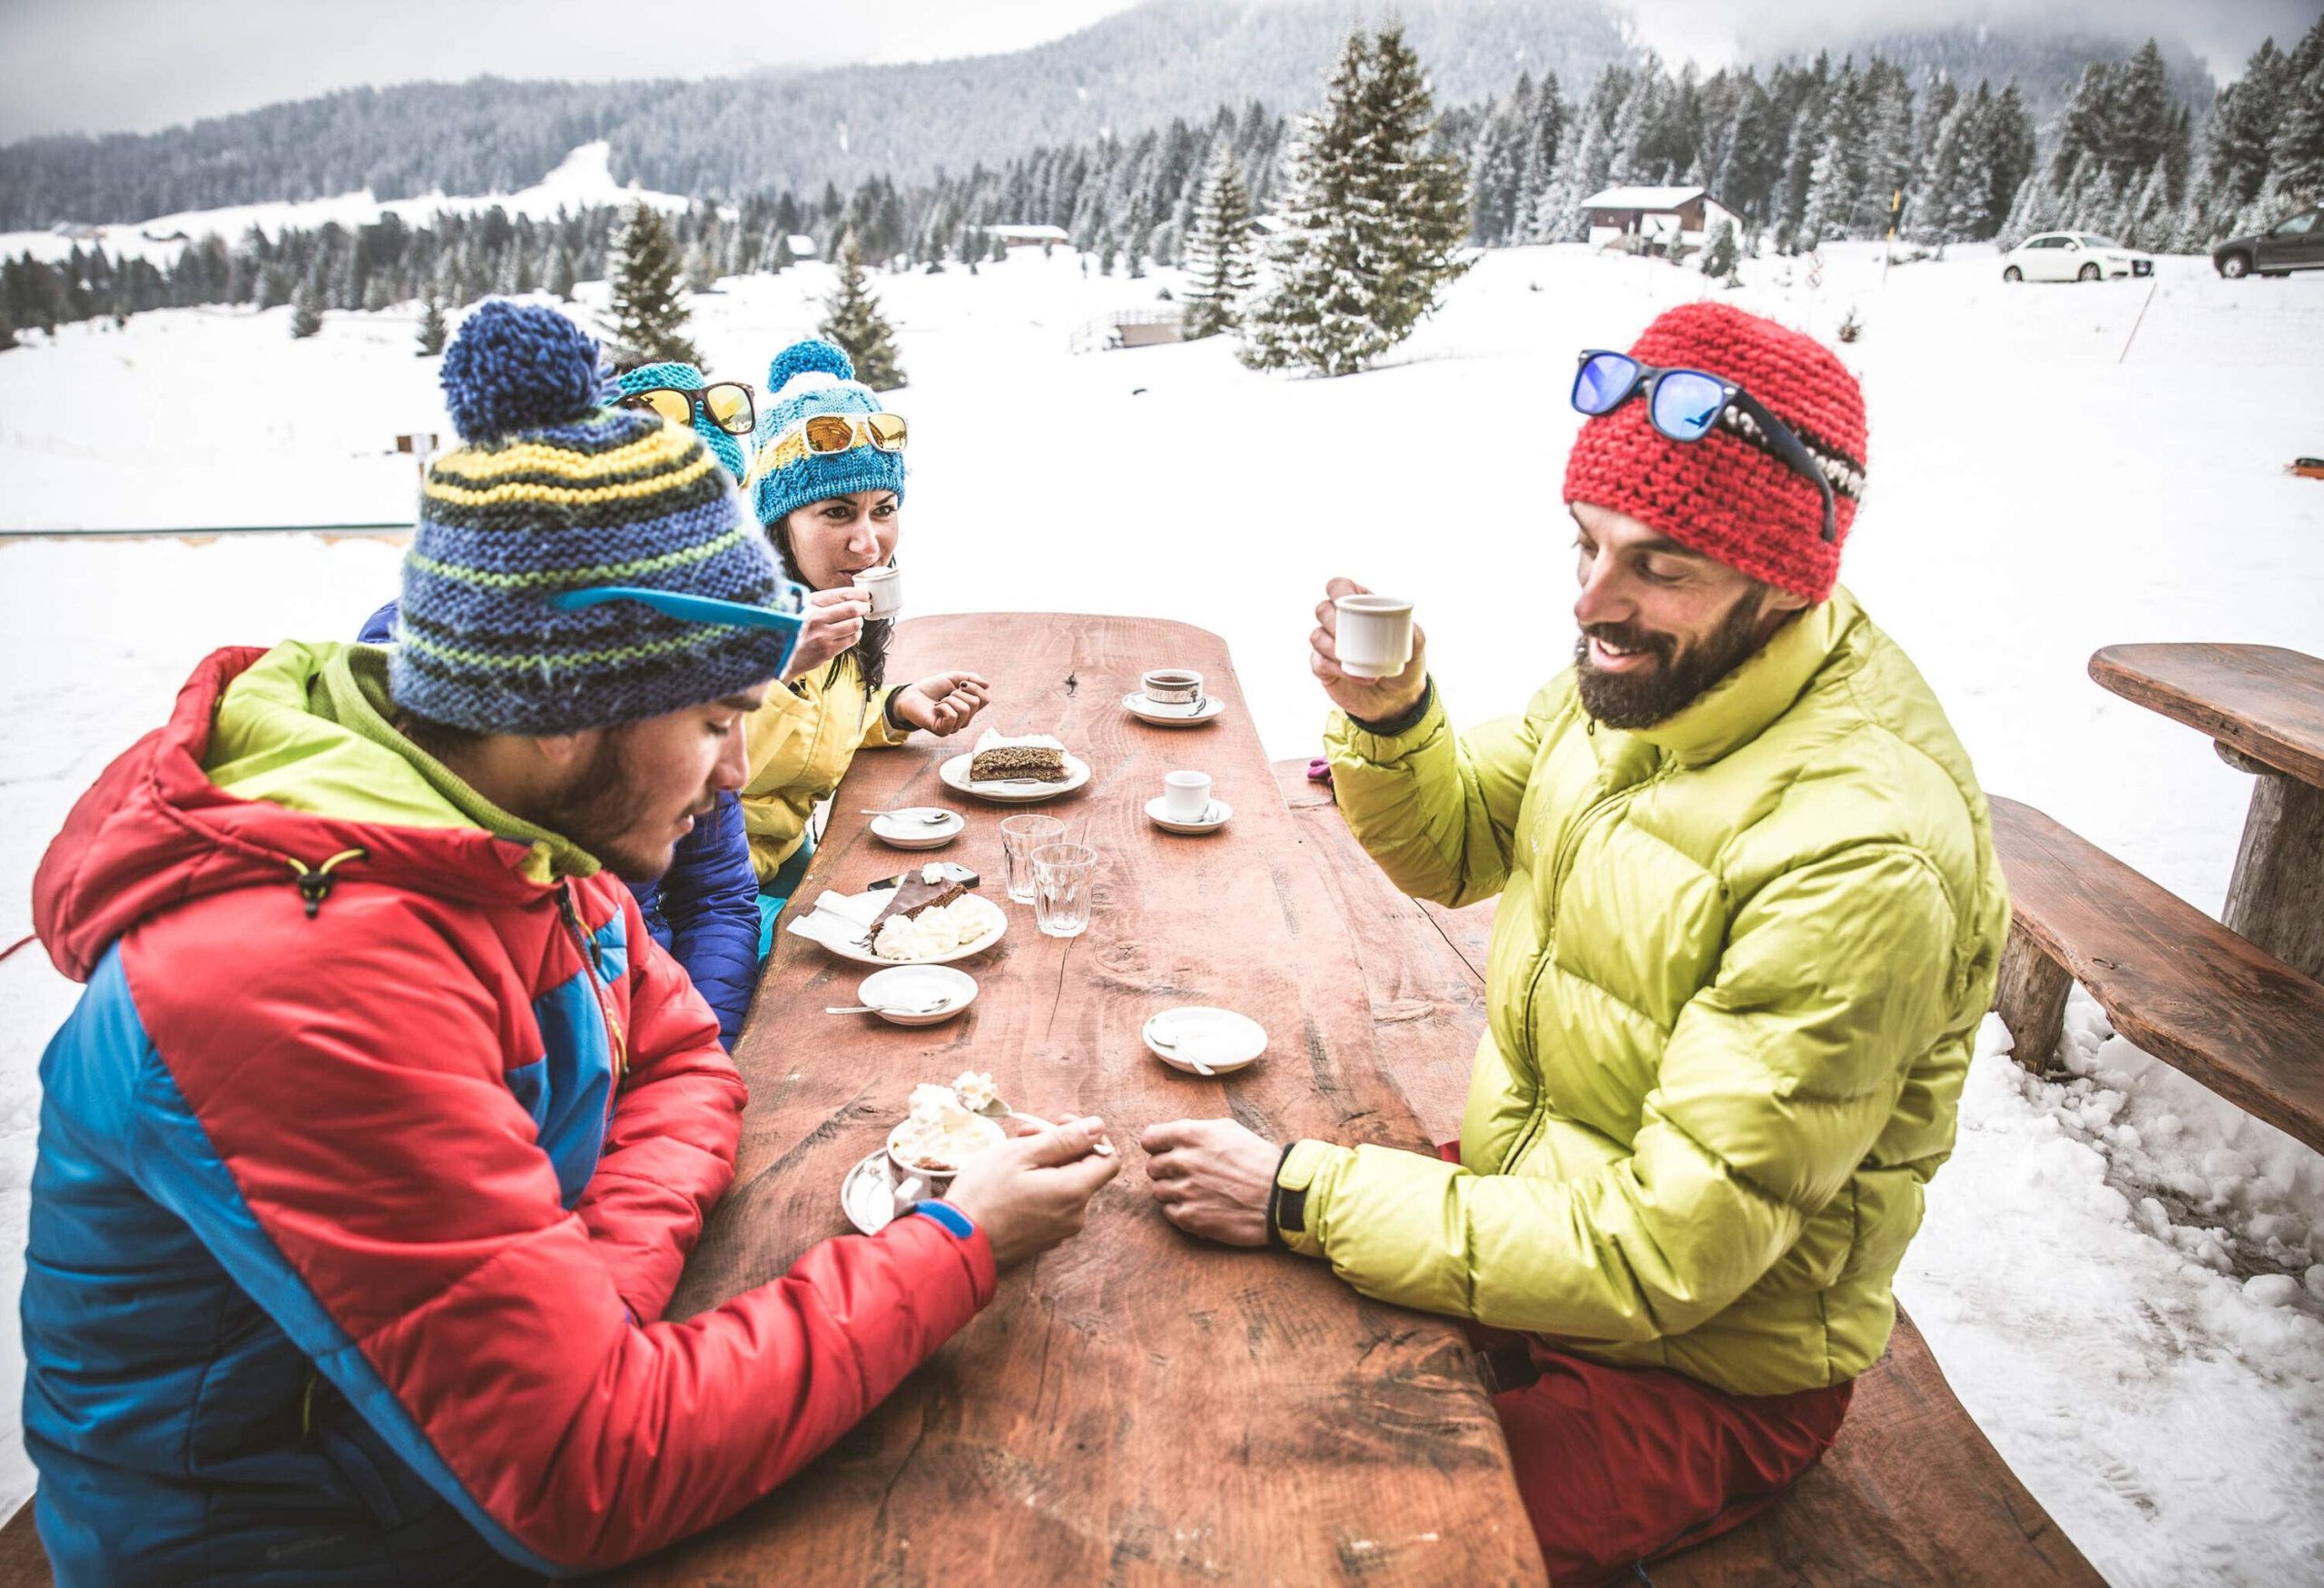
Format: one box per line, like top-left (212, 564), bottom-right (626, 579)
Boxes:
top-left (1562, 302), bottom-right (1867, 604)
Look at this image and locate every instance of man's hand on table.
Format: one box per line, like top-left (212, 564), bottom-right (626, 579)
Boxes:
top-left (1311, 576), bottom-right (1429, 725)
top-left (1140, 1119), bottom-right (1279, 1248)
top-left (945, 1116), bottom-right (1121, 1268)
top-left (891, 671), bottom-right (991, 735)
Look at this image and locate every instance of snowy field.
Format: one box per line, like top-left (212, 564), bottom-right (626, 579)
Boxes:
top-left (4, 224), bottom-right (2324, 1583)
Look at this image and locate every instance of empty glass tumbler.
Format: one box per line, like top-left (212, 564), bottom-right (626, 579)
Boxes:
top-left (1030, 842), bottom-right (1098, 938)
top-left (1000, 814), bottom-right (1067, 904)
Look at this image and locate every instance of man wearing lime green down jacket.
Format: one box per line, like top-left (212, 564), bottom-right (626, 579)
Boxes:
top-left (1141, 303), bottom-right (2010, 1584)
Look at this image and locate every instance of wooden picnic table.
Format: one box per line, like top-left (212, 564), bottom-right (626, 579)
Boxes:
top-left (2089, 643), bottom-right (2324, 980)
top-left (606, 613), bottom-right (1545, 1586)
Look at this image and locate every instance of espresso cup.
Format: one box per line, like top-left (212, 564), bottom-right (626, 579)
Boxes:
top-left (1333, 594), bottom-right (1415, 678)
top-left (1162, 770), bottom-right (1214, 823)
top-left (1141, 668), bottom-right (1204, 705)
top-left (853, 564), bottom-right (904, 618)
top-left (885, 1113), bottom-right (1004, 1202)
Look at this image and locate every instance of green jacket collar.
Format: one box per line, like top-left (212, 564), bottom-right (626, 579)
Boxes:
top-left (1612, 587), bottom-right (1857, 769)
top-left (204, 640), bottom-right (599, 881)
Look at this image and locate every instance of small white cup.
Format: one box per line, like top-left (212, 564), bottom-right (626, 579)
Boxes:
top-left (1141, 668), bottom-right (1204, 705)
top-left (1334, 594), bottom-right (1415, 678)
top-left (853, 564), bottom-right (904, 618)
top-left (1162, 770), bottom-right (1213, 823)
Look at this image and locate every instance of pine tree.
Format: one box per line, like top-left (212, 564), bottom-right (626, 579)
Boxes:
top-left (547, 244), bottom-right (577, 301)
top-left (1240, 25), bottom-right (1472, 378)
top-left (2266, 15), bottom-right (2324, 200)
top-left (1699, 218), bottom-right (1738, 276)
top-left (290, 267), bottom-right (325, 340)
top-left (0, 304), bottom-right (16, 352)
top-left (416, 289), bottom-right (448, 356)
top-left (1181, 147), bottom-right (1255, 339)
top-left (601, 202), bottom-right (699, 367)
top-left (818, 234), bottom-right (906, 390)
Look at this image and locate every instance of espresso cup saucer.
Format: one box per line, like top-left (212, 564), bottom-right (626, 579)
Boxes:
top-left (1123, 691), bottom-right (1225, 727)
top-left (1146, 794), bottom-right (1232, 835)
top-left (841, 1149), bottom-right (905, 1235)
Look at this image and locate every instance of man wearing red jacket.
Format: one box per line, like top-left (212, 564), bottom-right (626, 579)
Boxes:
top-left (21, 301), bottom-right (1118, 1583)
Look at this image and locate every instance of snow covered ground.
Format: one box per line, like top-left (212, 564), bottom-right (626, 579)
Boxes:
top-left (4, 231), bottom-right (2323, 1583)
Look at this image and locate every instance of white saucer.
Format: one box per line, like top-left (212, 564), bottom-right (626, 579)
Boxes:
top-left (1123, 691), bottom-right (1225, 727)
top-left (1145, 795), bottom-right (1232, 834)
top-left (842, 1149), bottom-right (905, 1235)
top-left (938, 751), bottom-right (1093, 804)
top-left (791, 891), bottom-right (1008, 966)
top-left (855, 964), bottom-right (978, 1027)
top-left (1143, 1006), bottom-right (1267, 1075)
top-left (869, 807), bottom-right (964, 849)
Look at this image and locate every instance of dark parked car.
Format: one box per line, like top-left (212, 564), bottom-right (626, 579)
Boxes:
top-left (2212, 206), bottom-right (2324, 278)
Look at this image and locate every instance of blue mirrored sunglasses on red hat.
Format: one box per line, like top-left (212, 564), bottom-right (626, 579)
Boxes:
top-left (1571, 350), bottom-right (1842, 543)
top-left (548, 579), bottom-right (809, 677)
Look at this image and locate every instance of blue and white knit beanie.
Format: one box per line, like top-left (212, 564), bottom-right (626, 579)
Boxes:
top-left (616, 360), bottom-right (748, 483)
top-left (746, 339), bottom-right (907, 529)
top-left (392, 300), bottom-right (793, 735)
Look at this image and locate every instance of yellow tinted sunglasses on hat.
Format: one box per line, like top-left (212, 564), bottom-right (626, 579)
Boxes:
top-left (743, 411), bottom-right (908, 488)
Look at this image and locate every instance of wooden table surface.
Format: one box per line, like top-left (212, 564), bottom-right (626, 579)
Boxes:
top-left (606, 614), bottom-right (1544, 1587)
top-left (2090, 643), bottom-right (2324, 786)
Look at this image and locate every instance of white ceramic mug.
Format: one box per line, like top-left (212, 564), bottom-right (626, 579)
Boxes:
top-left (854, 564), bottom-right (904, 618)
top-left (1141, 668), bottom-right (1204, 705)
top-left (1334, 594), bottom-right (1415, 678)
top-left (1163, 770), bottom-right (1214, 823)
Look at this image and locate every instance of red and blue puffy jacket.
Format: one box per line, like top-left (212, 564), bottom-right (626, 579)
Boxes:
top-left (23, 643), bottom-right (998, 1583)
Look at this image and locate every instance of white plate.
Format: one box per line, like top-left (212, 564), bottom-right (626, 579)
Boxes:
top-left (938, 751), bottom-right (1092, 804)
top-left (855, 964), bottom-right (978, 1027)
top-left (803, 892), bottom-right (1009, 967)
top-left (1145, 794), bottom-right (1232, 834)
top-left (1143, 1006), bottom-right (1267, 1075)
top-left (869, 807), bottom-right (964, 849)
top-left (1122, 691), bottom-right (1225, 727)
top-left (842, 1149), bottom-right (905, 1235)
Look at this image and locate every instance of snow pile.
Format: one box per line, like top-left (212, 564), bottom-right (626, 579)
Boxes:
top-left (5, 237), bottom-right (2323, 1578)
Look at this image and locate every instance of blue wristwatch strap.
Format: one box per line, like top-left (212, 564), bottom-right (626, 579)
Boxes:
top-left (910, 1199), bottom-right (976, 1239)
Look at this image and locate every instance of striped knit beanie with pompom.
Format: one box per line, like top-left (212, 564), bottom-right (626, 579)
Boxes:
top-left (744, 339), bottom-right (906, 531)
top-left (391, 299), bottom-right (793, 735)
top-left (1563, 302), bottom-right (1867, 605)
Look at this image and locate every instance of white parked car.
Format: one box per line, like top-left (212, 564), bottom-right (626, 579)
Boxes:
top-left (2002, 232), bottom-right (2156, 282)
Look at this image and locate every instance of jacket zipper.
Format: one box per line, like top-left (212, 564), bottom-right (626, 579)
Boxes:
top-left (1502, 758), bottom-right (1676, 1173)
top-left (556, 882), bottom-right (628, 1088)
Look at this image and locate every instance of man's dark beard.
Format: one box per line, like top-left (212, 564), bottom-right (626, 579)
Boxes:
top-left (1574, 591), bottom-right (1772, 730)
top-left (532, 727), bottom-right (675, 883)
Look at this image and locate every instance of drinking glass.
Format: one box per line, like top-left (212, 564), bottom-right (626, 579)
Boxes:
top-left (1000, 814), bottom-right (1066, 904)
top-left (1031, 843), bottom-right (1098, 938)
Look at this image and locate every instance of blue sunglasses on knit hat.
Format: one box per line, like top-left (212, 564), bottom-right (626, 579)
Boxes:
top-left (549, 579), bottom-right (811, 678)
top-left (1571, 350), bottom-right (1859, 543)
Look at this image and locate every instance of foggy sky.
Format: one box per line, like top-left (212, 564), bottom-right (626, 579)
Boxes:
top-left (3, 0), bottom-right (2316, 143)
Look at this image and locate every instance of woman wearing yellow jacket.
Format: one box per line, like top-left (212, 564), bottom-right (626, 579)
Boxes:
top-left (742, 340), bottom-right (989, 951)
top-left (1143, 304), bottom-right (2010, 1583)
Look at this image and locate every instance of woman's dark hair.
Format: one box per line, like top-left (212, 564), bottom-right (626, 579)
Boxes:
top-left (767, 514), bottom-right (891, 692)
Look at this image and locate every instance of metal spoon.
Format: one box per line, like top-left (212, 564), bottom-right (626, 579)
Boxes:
top-left (861, 808), bottom-right (952, 824)
top-left (825, 997), bottom-right (950, 1016)
top-left (1146, 1031), bottom-right (1216, 1075)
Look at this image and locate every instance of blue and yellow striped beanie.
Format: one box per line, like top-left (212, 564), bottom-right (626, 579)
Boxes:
top-left (391, 300), bottom-right (794, 735)
top-left (615, 360), bottom-right (748, 483)
top-left (745, 340), bottom-right (906, 529)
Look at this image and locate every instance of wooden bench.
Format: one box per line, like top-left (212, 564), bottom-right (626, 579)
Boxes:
top-left (1271, 760), bottom-right (2101, 1588)
top-left (1988, 794), bottom-right (2324, 1155)
top-left (0, 1500), bottom-right (43, 1588)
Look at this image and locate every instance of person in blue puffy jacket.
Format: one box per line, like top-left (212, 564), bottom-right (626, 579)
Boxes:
top-left (350, 360), bottom-right (772, 1047)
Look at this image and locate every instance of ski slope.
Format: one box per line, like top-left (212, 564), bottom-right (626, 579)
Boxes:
top-left (3, 234), bottom-right (2322, 1584)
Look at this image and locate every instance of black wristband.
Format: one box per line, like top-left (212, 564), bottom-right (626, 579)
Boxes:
top-left (1346, 677), bottom-right (1433, 738)
top-left (882, 689), bottom-right (911, 734)
top-left (1265, 1140), bottom-right (1299, 1249)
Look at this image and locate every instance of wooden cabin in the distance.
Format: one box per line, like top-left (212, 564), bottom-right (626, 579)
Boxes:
top-left (1581, 185), bottom-right (1740, 253)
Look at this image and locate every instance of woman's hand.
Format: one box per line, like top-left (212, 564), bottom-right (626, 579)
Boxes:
top-left (890, 671), bottom-right (992, 736)
top-left (783, 587), bottom-right (873, 682)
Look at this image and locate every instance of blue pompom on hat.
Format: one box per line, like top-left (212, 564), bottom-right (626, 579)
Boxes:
top-left (745, 339), bottom-right (907, 531)
top-left (392, 299), bottom-right (793, 736)
top-left (616, 360), bottom-right (749, 484)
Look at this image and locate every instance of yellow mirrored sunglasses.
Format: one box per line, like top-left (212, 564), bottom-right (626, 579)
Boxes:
top-left (620, 381), bottom-right (757, 437)
top-left (743, 411), bottom-right (908, 488)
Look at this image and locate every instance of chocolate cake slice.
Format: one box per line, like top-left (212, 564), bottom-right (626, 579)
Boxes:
top-left (969, 731), bottom-right (1068, 783)
top-left (867, 862), bottom-right (981, 933)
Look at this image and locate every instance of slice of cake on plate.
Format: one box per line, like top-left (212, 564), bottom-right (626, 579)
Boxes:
top-left (867, 861), bottom-right (980, 933)
top-left (969, 730), bottom-right (1069, 783)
